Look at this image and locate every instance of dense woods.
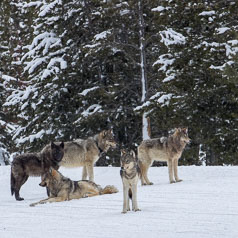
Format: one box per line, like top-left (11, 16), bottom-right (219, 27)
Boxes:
top-left (1, 0), bottom-right (238, 166)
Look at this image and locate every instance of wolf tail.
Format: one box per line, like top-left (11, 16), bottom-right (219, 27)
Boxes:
top-left (101, 185), bottom-right (118, 195)
top-left (11, 167), bottom-right (15, 196)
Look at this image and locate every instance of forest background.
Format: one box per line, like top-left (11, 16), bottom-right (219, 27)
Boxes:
top-left (0, 0), bottom-right (238, 166)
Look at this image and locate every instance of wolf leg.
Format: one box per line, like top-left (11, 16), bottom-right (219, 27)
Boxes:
top-left (86, 163), bottom-right (94, 182)
top-left (14, 174), bottom-right (29, 201)
top-left (82, 166), bottom-right (88, 180)
top-left (127, 192), bottom-right (130, 211)
top-left (144, 166), bottom-right (153, 185)
top-left (131, 185), bottom-right (140, 212)
top-left (139, 161), bottom-right (153, 185)
top-left (85, 189), bottom-right (100, 197)
top-left (143, 162), bottom-right (153, 185)
top-left (140, 170), bottom-right (146, 186)
top-left (138, 161), bottom-right (146, 185)
top-left (173, 159), bottom-right (182, 182)
top-left (168, 160), bottom-right (175, 183)
top-left (14, 190), bottom-right (24, 201)
top-left (122, 184), bottom-right (129, 213)
top-left (30, 196), bottom-right (67, 206)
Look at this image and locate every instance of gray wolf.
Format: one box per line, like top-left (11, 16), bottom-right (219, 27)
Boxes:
top-left (11, 142), bottom-right (64, 201)
top-left (120, 149), bottom-right (141, 213)
top-left (30, 168), bottom-right (118, 206)
top-left (42, 129), bottom-right (116, 182)
top-left (138, 128), bottom-right (190, 185)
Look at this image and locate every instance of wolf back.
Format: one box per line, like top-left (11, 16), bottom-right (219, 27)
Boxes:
top-left (42, 129), bottom-right (117, 182)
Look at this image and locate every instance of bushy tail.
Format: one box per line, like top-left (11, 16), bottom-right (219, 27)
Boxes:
top-left (101, 185), bottom-right (118, 195)
top-left (11, 168), bottom-right (15, 196)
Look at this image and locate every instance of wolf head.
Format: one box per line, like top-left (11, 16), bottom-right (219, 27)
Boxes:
top-left (99, 129), bottom-right (117, 152)
top-left (50, 142), bottom-right (64, 162)
top-left (39, 168), bottom-right (61, 187)
top-left (174, 128), bottom-right (191, 144)
top-left (120, 149), bottom-right (137, 171)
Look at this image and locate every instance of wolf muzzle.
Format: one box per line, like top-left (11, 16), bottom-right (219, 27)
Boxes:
top-left (39, 181), bottom-right (47, 187)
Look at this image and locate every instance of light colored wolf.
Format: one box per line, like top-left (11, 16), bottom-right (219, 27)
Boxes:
top-left (120, 149), bottom-right (141, 214)
top-left (30, 168), bottom-right (118, 206)
top-left (138, 128), bottom-right (190, 185)
top-left (42, 129), bottom-right (116, 182)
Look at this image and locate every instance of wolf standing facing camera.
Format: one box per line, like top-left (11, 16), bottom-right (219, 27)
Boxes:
top-left (138, 128), bottom-right (190, 185)
top-left (11, 142), bottom-right (64, 201)
top-left (120, 149), bottom-right (141, 214)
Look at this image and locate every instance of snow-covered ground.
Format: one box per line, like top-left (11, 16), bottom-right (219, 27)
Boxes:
top-left (0, 166), bottom-right (238, 238)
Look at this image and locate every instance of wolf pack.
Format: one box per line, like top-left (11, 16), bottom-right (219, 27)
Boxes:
top-left (10, 128), bottom-right (190, 213)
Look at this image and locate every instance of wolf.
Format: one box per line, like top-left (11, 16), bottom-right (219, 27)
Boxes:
top-left (120, 149), bottom-right (141, 214)
top-left (42, 129), bottom-right (116, 182)
top-left (30, 168), bottom-right (119, 206)
top-left (138, 128), bottom-right (190, 185)
top-left (11, 142), bottom-right (64, 201)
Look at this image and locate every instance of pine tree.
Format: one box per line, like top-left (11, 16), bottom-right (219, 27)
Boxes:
top-left (3, 0), bottom-right (238, 166)
top-left (140, 0), bottom-right (238, 165)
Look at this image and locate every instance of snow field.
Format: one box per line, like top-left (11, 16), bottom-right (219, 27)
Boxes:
top-left (0, 166), bottom-right (238, 238)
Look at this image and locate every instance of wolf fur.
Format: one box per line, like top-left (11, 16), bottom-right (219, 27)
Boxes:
top-left (11, 142), bottom-right (64, 201)
top-left (30, 168), bottom-right (118, 206)
top-left (138, 128), bottom-right (190, 185)
top-left (120, 149), bottom-right (141, 213)
top-left (42, 129), bottom-right (116, 182)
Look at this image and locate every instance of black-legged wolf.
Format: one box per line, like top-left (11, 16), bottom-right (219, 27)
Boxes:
top-left (120, 149), bottom-right (141, 214)
top-left (42, 129), bottom-right (117, 182)
top-left (138, 128), bottom-right (190, 185)
top-left (11, 142), bottom-right (64, 201)
top-left (30, 168), bottom-right (119, 206)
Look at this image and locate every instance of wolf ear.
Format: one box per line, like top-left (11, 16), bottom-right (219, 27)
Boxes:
top-left (130, 150), bottom-right (136, 158)
top-left (60, 142), bottom-right (64, 149)
top-left (51, 168), bottom-right (58, 178)
top-left (51, 142), bottom-right (56, 149)
top-left (102, 130), bottom-right (107, 137)
top-left (182, 128), bottom-right (188, 133)
top-left (121, 149), bottom-right (126, 156)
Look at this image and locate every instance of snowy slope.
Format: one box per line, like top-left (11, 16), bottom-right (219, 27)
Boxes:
top-left (0, 166), bottom-right (238, 238)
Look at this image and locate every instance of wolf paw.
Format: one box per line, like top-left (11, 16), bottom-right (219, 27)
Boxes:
top-left (170, 180), bottom-right (176, 184)
top-left (142, 182), bottom-right (153, 186)
top-left (16, 197), bottom-right (24, 201)
top-left (133, 208), bottom-right (141, 212)
top-left (122, 211), bottom-right (127, 214)
top-left (176, 179), bottom-right (183, 182)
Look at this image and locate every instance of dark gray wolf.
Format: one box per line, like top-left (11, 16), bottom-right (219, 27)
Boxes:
top-left (11, 142), bottom-right (64, 201)
top-left (138, 128), bottom-right (190, 185)
top-left (42, 129), bottom-right (117, 182)
top-left (120, 149), bottom-right (141, 213)
top-left (30, 168), bottom-right (119, 206)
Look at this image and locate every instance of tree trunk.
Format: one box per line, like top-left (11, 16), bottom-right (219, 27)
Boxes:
top-left (138, 0), bottom-right (150, 140)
